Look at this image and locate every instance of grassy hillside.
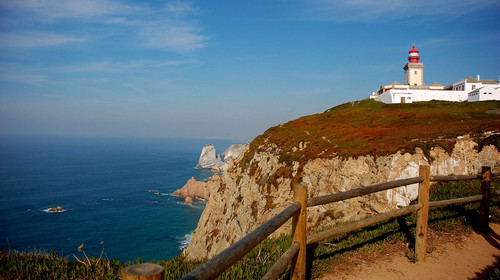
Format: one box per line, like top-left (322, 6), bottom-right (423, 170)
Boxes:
top-left (242, 99), bottom-right (500, 166)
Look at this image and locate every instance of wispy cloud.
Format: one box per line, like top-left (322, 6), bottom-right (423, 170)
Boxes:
top-left (165, 1), bottom-right (199, 16)
top-left (297, 0), bottom-right (500, 22)
top-left (0, 74), bottom-right (47, 87)
top-left (0, 63), bottom-right (46, 87)
top-left (0, 0), bottom-right (142, 21)
top-left (46, 59), bottom-right (198, 73)
top-left (0, 31), bottom-right (87, 48)
top-left (142, 23), bottom-right (207, 53)
top-left (0, 55), bottom-right (197, 90)
top-left (0, 0), bottom-right (207, 54)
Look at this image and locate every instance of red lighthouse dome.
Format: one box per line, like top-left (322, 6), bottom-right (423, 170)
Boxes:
top-left (408, 44), bottom-right (420, 63)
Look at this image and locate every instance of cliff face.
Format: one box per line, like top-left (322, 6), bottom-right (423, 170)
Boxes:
top-left (184, 138), bottom-right (500, 259)
top-left (184, 100), bottom-right (500, 260)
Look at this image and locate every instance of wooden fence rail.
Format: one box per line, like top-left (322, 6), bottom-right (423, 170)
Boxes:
top-left (180, 202), bottom-right (301, 280)
top-left (141, 166), bottom-right (498, 280)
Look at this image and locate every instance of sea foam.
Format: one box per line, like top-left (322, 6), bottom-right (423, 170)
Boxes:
top-left (179, 232), bottom-right (193, 250)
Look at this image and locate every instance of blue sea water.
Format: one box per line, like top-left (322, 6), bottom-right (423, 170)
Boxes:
top-left (0, 135), bottom-right (233, 262)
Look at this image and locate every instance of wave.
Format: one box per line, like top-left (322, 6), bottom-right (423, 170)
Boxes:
top-left (178, 232), bottom-right (193, 251)
top-left (146, 189), bottom-right (171, 196)
top-left (175, 200), bottom-right (205, 209)
top-left (101, 198), bottom-right (113, 201)
top-left (158, 193), bottom-right (172, 196)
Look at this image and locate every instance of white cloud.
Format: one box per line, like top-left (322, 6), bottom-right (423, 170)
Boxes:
top-left (298, 0), bottom-right (500, 22)
top-left (165, 1), bottom-right (199, 16)
top-left (122, 82), bottom-right (146, 94)
top-left (46, 59), bottom-right (197, 73)
top-left (0, 74), bottom-right (46, 87)
top-left (0, 0), bottom-right (208, 54)
top-left (0, 0), bottom-right (141, 21)
top-left (0, 62), bottom-right (46, 86)
top-left (0, 31), bottom-right (87, 48)
top-left (142, 23), bottom-right (208, 53)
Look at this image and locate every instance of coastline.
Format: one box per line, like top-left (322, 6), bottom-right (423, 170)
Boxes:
top-left (0, 136), bottom-right (233, 262)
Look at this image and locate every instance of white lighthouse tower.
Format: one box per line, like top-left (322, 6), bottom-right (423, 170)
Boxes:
top-left (403, 44), bottom-right (424, 86)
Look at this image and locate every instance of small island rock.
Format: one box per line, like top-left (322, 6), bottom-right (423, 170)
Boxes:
top-left (48, 206), bottom-right (65, 212)
top-left (184, 196), bottom-right (194, 205)
top-left (196, 144), bottom-right (225, 170)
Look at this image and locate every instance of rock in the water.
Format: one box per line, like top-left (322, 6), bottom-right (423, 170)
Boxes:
top-left (48, 206), bottom-right (65, 212)
top-left (184, 196), bottom-right (194, 205)
top-left (173, 175), bottom-right (220, 201)
top-left (196, 143), bottom-right (248, 171)
top-left (196, 144), bottom-right (225, 169)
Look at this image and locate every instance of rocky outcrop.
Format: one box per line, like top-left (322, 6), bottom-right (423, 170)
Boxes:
top-left (196, 143), bottom-right (249, 171)
top-left (173, 175), bottom-right (220, 202)
top-left (222, 144), bottom-right (248, 161)
top-left (47, 206), bottom-right (65, 212)
top-left (196, 145), bottom-right (224, 170)
top-left (184, 196), bottom-right (194, 205)
top-left (184, 136), bottom-right (500, 260)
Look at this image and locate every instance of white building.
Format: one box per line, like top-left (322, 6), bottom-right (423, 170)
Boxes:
top-left (370, 45), bottom-right (499, 103)
top-left (467, 85), bottom-right (500, 102)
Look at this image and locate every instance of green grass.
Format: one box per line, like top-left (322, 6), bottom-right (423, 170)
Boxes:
top-left (308, 177), bottom-right (500, 278)
top-left (2, 178), bottom-right (498, 279)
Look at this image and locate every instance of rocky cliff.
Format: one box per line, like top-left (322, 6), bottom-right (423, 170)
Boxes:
top-left (184, 100), bottom-right (500, 260)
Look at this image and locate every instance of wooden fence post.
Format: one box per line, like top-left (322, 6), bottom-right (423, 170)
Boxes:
top-left (415, 165), bottom-right (430, 262)
top-left (291, 184), bottom-right (307, 280)
top-left (480, 166), bottom-right (491, 234)
top-left (123, 263), bottom-right (165, 280)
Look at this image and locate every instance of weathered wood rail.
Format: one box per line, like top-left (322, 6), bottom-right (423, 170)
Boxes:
top-left (127, 166), bottom-right (498, 279)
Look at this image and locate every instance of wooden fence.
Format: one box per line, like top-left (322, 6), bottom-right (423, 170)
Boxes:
top-left (126, 166), bottom-right (499, 280)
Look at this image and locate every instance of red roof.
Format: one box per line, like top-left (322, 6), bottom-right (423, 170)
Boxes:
top-left (409, 44), bottom-right (419, 54)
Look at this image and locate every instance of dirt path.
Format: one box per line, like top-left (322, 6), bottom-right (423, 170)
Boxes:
top-left (318, 223), bottom-right (500, 280)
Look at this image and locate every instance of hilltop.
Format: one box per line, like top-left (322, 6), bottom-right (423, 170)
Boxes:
top-left (244, 99), bottom-right (500, 163)
top-left (185, 99), bottom-right (500, 260)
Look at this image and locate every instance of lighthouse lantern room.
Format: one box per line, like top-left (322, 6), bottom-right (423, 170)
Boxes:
top-left (404, 44), bottom-right (424, 86)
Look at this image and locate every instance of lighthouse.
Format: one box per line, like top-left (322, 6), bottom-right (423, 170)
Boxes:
top-left (403, 44), bottom-right (424, 86)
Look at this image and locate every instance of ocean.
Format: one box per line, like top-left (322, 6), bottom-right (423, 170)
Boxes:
top-left (0, 135), bottom-right (234, 262)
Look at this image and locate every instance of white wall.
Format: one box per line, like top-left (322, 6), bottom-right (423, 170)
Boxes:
top-left (469, 86), bottom-right (500, 102)
top-left (380, 89), bottom-right (468, 103)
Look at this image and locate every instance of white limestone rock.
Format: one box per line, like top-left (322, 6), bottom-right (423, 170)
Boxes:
top-left (222, 144), bottom-right (248, 161)
top-left (196, 143), bottom-right (249, 171)
top-left (196, 144), bottom-right (225, 169)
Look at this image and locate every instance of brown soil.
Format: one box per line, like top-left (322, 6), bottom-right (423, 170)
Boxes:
top-left (317, 223), bottom-right (500, 280)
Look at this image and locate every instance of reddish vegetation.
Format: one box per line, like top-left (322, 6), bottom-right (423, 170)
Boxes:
top-left (244, 99), bottom-right (500, 163)
top-left (239, 99), bottom-right (500, 185)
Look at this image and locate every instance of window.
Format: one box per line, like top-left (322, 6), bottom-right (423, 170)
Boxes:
top-left (472, 85), bottom-right (476, 90)
top-left (414, 71), bottom-right (417, 75)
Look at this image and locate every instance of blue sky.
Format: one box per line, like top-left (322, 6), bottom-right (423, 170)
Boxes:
top-left (1, 0), bottom-right (499, 141)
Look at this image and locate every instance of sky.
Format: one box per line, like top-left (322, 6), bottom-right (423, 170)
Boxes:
top-left (0, 0), bottom-right (499, 141)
